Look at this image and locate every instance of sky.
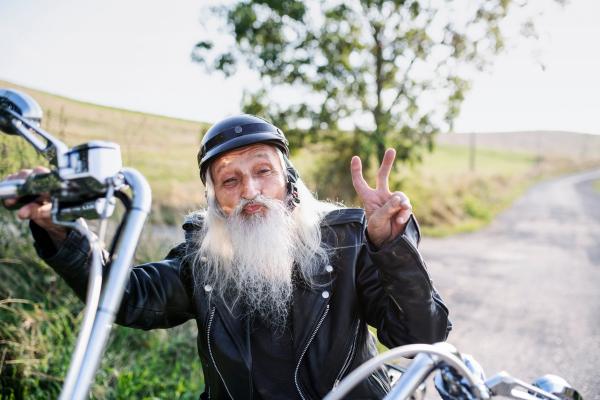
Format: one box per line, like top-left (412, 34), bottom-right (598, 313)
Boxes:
top-left (0, 0), bottom-right (598, 134)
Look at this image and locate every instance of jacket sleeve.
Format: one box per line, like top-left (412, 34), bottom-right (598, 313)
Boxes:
top-left (355, 214), bottom-right (452, 347)
top-left (30, 221), bottom-right (195, 330)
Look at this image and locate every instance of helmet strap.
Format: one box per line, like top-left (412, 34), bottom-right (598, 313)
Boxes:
top-left (283, 155), bottom-right (300, 210)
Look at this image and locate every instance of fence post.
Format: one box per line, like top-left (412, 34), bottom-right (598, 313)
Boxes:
top-left (469, 132), bottom-right (476, 172)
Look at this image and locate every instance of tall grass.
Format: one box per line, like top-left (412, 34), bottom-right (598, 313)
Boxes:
top-left (0, 136), bottom-right (203, 399)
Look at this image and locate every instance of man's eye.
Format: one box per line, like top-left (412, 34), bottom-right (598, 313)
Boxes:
top-left (223, 178), bottom-right (235, 184)
top-left (259, 169), bottom-right (270, 174)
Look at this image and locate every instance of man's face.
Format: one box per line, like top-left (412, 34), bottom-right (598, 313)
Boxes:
top-left (210, 144), bottom-right (287, 215)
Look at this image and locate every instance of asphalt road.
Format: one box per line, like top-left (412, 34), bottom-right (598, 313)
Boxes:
top-left (420, 168), bottom-right (600, 399)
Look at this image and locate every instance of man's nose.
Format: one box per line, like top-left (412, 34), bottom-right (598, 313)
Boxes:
top-left (241, 176), bottom-right (261, 200)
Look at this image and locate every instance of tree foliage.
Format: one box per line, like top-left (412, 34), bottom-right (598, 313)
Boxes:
top-left (192, 0), bottom-right (554, 199)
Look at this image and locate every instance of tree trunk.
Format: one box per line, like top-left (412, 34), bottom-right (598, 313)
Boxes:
top-left (373, 24), bottom-right (386, 163)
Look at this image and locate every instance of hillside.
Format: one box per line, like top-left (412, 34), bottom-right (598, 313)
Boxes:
top-left (0, 79), bottom-right (210, 215)
top-left (2, 79), bottom-right (599, 233)
top-left (438, 130), bottom-right (600, 157)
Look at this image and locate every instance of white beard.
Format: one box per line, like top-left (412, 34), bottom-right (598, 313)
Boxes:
top-left (223, 195), bottom-right (296, 327)
top-left (190, 178), bottom-right (339, 329)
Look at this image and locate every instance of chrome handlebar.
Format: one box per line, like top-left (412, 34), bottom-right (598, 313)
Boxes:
top-left (323, 342), bottom-right (581, 400)
top-left (1, 88), bottom-right (152, 400)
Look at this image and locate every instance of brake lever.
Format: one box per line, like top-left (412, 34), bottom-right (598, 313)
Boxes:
top-left (486, 372), bottom-right (560, 400)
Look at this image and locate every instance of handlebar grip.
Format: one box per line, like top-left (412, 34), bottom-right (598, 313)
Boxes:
top-left (0, 179), bottom-right (24, 200)
top-left (2, 195), bottom-right (40, 211)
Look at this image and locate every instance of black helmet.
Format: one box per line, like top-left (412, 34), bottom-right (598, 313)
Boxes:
top-left (197, 114), bottom-right (300, 206)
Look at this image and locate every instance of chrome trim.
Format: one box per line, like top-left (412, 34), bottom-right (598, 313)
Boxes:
top-left (532, 375), bottom-right (581, 400)
top-left (68, 168), bottom-right (151, 400)
top-left (323, 343), bottom-right (484, 400)
top-left (207, 307), bottom-right (234, 400)
top-left (0, 88), bottom-right (43, 124)
top-left (57, 218), bottom-right (103, 400)
top-left (6, 108), bottom-right (69, 168)
top-left (295, 304), bottom-right (330, 400)
top-left (0, 179), bottom-right (23, 198)
top-left (487, 372), bottom-right (560, 400)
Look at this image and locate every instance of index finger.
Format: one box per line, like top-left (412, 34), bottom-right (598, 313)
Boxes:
top-left (376, 148), bottom-right (396, 191)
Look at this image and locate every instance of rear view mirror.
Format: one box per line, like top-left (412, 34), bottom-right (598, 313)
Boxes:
top-left (0, 88), bottom-right (68, 168)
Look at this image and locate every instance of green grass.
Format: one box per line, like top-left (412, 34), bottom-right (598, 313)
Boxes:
top-left (0, 210), bottom-right (204, 399)
top-left (417, 145), bottom-right (537, 177)
top-left (593, 179), bottom-right (600, 193)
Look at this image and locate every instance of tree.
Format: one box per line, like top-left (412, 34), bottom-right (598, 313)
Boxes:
top-left (192, 0), bottom-right (559, 201)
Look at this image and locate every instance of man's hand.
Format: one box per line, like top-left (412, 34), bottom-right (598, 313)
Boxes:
top-left (2, 167), bottom-right (68, 249)
top-left (351, 149), bottom-right (412, 250)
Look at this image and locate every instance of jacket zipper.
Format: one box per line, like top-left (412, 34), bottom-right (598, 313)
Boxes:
top-left (371, 371), bottom-right (390, 393)
top-left (207, 307), bottom-right (234, 400)
top-left (332, 319), bottom-right (360, 389)
top-left (295, 304), bottom-right (329, 400)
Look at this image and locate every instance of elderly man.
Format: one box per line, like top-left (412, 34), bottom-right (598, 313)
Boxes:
top-left (4, 115), bottom-right (451, 399)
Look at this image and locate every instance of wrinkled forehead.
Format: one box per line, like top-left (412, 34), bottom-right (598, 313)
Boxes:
top-left (209, 143), bottom-right (283, 180)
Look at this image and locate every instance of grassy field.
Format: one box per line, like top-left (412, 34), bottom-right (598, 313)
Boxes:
top-left (2, 79), bottom-right (599, 398)
top-left (0, 79), bottom-right (210, 220)
top-left (3, 78), bottom-right (598, 232)
top-left (594, 179), bottom-right (600, 193)
top-left (3, 79), bottom-right (594, 227)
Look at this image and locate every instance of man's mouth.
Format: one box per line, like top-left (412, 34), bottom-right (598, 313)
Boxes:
top-left (244, 203), bottom-right (263, 214)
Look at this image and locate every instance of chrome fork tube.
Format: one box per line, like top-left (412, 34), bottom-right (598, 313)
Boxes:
top-left (67, 168), bottom-right (151, 400)
top-left (57, 216), bottom-right (103, 400)
top-left (383, 352), bottom-right (437, 400)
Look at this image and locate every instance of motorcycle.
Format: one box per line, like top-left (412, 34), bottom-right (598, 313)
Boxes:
top-left (0, 89), bottom-right (583, 400)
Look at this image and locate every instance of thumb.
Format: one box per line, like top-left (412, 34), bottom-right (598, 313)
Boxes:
top-left (378, 195), bottom-right (403, 218)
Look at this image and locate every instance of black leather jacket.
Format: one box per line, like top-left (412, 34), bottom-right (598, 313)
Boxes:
top-left (32, 208), bottom-right (451, 400)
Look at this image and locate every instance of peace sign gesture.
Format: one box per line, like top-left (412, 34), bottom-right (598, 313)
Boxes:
top-left (351, 148), bottom-right (413, 250)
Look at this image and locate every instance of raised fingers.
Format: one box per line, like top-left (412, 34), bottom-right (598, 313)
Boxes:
top-left (351, 156), bottom-right (372, 198)
top-left (376, 149), bottom-right (396, 192)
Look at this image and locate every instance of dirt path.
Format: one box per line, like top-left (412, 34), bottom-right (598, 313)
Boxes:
top-left (420, 168), bottom-right (600, 398)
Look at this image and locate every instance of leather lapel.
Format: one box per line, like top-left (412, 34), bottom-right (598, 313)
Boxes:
top-left (212, 297), bottom-right (252, 369)
top-left (292, 261), bottom-right (333, 364)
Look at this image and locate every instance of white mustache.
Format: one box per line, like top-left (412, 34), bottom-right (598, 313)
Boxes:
top-left (232, 195), bottom-right (284, 215)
